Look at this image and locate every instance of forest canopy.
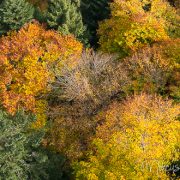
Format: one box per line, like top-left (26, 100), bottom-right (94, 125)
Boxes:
top-left (0, 0), bottom-right (180, 179)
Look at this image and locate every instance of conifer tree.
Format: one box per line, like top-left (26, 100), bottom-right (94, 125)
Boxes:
top-left (0, 110), bottom-right (48, 179)
top-left (28, 0), bottom-right (48, 11)
top-left (0, 0), bottom-right (34, 35)
top-left (81, 0), bottom-right (111, 47)
top-left (47, 0), bottom-right (86, 43)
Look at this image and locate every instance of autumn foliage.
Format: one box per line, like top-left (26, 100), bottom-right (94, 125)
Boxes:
top-left (44, 51), bottom-right (130, 159)
top-left (74, 94), bottom-right (180, 179)
top-left (0, 21), bottom-right (82, 126)
top-left (0, 0), bottom-right (180, 179)
top-left (122, 39), bottom-right (180, 95)
top-left (98, 0), bottom-right (179, 57)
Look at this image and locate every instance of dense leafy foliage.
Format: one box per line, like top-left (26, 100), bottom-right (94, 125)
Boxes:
top-left (0, 21), bottom-right (82, 127)
top-left (122, 39), bottom-right (180, 97)
top-left (74, 94), bottom-right (180, 179)
top-left (98, 0), bottom-right (179, 57)
top-left (0, 0), bottom-right (179, 179)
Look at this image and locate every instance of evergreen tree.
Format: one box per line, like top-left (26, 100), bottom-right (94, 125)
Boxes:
top-left (81, 0), bottom-right (111, 47)
top-left (28, 0), bottom-right (48, 11)
top-left (0, 0), bottom-right (34, 35)
top-left (28, 0), bottom-right (48, 23)
top-left (0, 110), bottom-right (48, 180)
top-left (47, 0), bottom-right (86, 43)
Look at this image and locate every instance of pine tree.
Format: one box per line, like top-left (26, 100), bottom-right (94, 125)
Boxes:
top-left (0, 110), bottom-right (48, 179)
top-left (47, 0), bottom-right (86, 43)
top-left (81, 0), bottom-right (111, 47)
top-left (0, 0), bottom-right (34, 35)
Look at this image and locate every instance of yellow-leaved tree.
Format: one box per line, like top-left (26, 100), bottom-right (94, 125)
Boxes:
top-left (0, 21), bottom-right (82, 128)
top-left (74, 94), bottom-right (180, 179)
top-left (98, 0), bottom-right (179, 57)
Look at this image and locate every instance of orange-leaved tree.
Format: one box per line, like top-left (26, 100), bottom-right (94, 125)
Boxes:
top-left (98, 0), bottom-right (179, 57)
top-left (0, 21), bottom-right (82, 127)
top-left (74, 94), bottom-right (180, 179)
top-left (121, 39), bottom-right (180, 95)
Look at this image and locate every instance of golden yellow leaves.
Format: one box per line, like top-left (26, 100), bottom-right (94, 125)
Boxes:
top-left (98, 0), bottom-right (178, 56)
top-left (0, 21), bottom-right (82, 126)
top-left (74, 94), bottom-right (180, 179)
top-left (31, 100), bottom-right (48, 129)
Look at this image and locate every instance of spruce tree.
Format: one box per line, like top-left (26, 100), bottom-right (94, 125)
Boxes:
top-left (0, 0), bottom-right (34, 35)
top-left (28, 0), bottom-right (48, 11)
top-left (47, 0), bottom-right (86, 43)
top-left (81, 0), bottom-right (111, 47)
top-left (0, 110), bottom-right (48, 179)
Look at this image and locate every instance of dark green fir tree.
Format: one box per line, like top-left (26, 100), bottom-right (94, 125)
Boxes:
top-left (81, 0), bottom-right (111, 47)
top-left (0, 110), bottom-right (48, 180)
top-left (0, 109), bottom-right (67, 180)
top-left (47, 0), bottom-right (87, 44)
top-left (0, 0), bottom-right (34, 35)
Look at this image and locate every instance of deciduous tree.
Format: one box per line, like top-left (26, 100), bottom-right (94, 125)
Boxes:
top-left (44, 51), bottom-right (130, 160)
top-left (28, 0), bottom-right (48, 11)
top-left (74, 94), bottom-right (180, 179)
top-left (98, 0), bottom-right (179, 57)
top-left (122, 39), bottom-right (180, 98)
top-left (0, 21), bottom-right (82, 127)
